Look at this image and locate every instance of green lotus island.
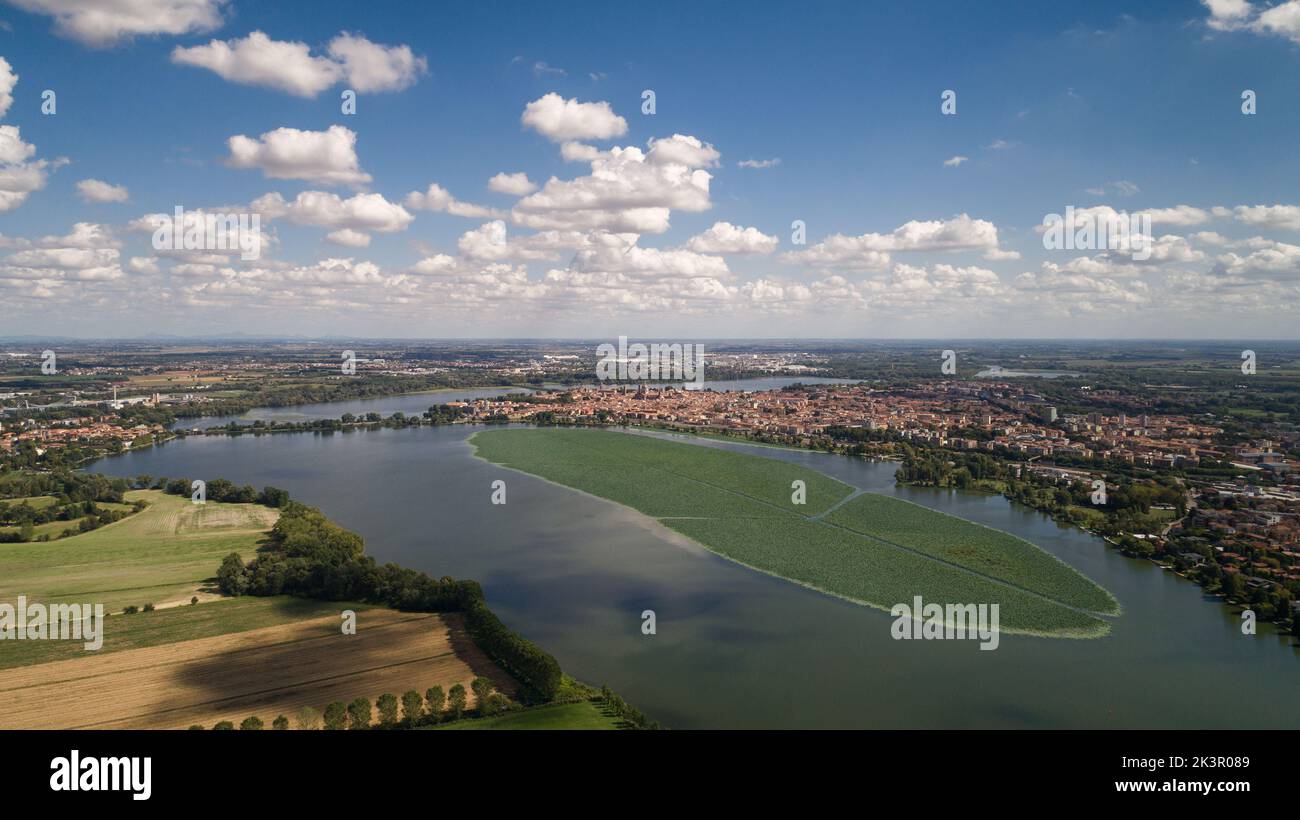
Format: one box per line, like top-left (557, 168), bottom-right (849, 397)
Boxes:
top-left (471, 428), bottom-right (1119, 638)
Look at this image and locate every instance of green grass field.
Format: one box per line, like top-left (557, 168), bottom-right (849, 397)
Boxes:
top-left (0, 489), bottom-right (279, 613)
top-left (0, 595), bottom-right (371, 669)
top-left (0, 520), bottom-right (80, 540)
top-left (428, 699), bottom-right (623, 730)
top-left (0, 495), bottom-right (141, 540)
top-left (472, 428), bottom-right (1116, 637)
top-left (1066, 505), bottom-right (1111, 526)
top-left (0, 495), bottom-right (59, 510)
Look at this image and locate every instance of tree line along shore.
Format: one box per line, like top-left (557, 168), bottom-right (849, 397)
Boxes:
top-left (0, 469), bottom-right (660, 730)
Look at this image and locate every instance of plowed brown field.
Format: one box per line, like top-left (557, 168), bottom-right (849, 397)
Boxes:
top-left (0, 609), bottom-right (514, 729)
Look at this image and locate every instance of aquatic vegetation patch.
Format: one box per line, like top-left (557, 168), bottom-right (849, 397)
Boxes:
top-left (471, 428), bottom-right (1116, 638)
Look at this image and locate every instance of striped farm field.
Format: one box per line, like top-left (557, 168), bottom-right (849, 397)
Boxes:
top-left (0, 608), bottom-right (511, 729)
top-left (472, 428), bottom-right (1116, 637)
top-left (0, 596), bottom-right (373, 670)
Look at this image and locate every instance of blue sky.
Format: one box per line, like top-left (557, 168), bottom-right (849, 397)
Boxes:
top-left (1, 0), bottom-right (1299, 338)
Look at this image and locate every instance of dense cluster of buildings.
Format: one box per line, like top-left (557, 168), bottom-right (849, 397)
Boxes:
top-left (0, 416), bottom-right (165, 454)
top-left (1177, 481), bottom-right (1300, 587)
top-left (449, 381), bottom-right (1289, 474)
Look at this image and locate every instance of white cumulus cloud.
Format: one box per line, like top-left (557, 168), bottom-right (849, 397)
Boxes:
top-left (784, 214), bottom-right (1008, 270)
top-left (226, 125), bottom-right (371, 187)
top-left (252, 190), bottom-right (414, 234)
top-left (405, 183), bottom-right (505, 219)
top-left (0, 57), bottom-right (16, 117)
top-left (512, 136), bottom-right (716, 233)
top-left (325, 228), bottom-right (372, 248)
top-left (1231, 204), bottom-right (1300, 231)
top-left (76, 178), bottom-right (129, 203)
top-left (1145, 205), bottom-right (1210, 227)
top-left (10, 0), bottom-right (227, 47)
top-left (0, 125), bottom-right (63, 213)
top-left (0, 222), bottom-right (122, 283)
top-left (327, 32), bottom-right (426, 93)
top-left (521, 93), bottom-right (628, 142)
top-left (1202, 0), bottom-right (1300, 44)
top-left (487, 172), bottom-right (537, 196)
top-left (686, 222), bottom-right (778, 255)
top-left (173, 30), bottom-right (425, 96)
top-left (173, 31), bottom-right (341, 97)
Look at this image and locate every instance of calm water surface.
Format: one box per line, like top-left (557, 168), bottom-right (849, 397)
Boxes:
top-left (92, 423), bottom-right (1300, 729)
top-left (173, 386), bottom-right (547, 430)
top-left (172, 377), bottom-right (859, 430)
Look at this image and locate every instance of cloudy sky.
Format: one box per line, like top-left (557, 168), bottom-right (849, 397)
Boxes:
top-left (0, 0), bottom-right (1298, 339)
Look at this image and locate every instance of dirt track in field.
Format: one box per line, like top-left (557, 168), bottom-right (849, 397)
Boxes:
top-left (0, 610), bottom-right (514, 729)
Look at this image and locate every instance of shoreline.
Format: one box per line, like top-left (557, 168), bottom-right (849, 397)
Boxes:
top-left (77, 408), bottom-right (1296, 641)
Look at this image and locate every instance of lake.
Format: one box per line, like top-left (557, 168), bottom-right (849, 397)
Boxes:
top-left (171, 386), bottom-right (548, 430)
top-left (91, 423), bottom-right (1300, 729)
top-left (172, 377), bottom-right (859, 431)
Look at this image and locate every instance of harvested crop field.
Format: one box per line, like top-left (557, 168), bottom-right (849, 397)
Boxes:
top-left (0, 609), bottom-right (513, 729)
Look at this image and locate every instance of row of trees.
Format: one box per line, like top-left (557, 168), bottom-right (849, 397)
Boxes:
top-left (599, 686), bottom-right (661, 730)
top-left (154, 475), bottom-right (290, 507)
top-left (171, 373), bottom-right (508, 420)
top-left (193, 677), bottom-right (513, 730)
top-left (196, 404), bottom-right (477, 438)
